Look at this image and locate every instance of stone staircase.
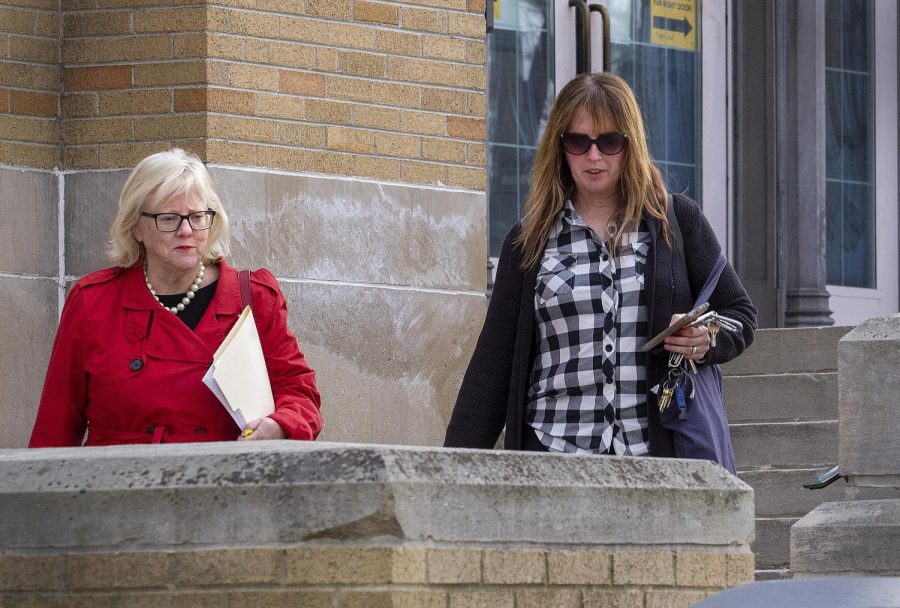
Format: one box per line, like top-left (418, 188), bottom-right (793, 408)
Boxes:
top-left (721, 326), bottom-right (853, 579)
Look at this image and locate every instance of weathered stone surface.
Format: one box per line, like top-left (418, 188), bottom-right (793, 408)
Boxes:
top-left (0, 443), bottom-right (753, 551)
top-left (723, 373), bottom-right (837, 423)
top-left (739, 468), bottom-right (844, 517)
top-left (0, 276), bottom-right (58, 449)
top-left (838, 317), bottom-right (900, 478)
top-left (64, 169), bottom-right (128, 276)
top-left (752, 517), bottom-right (795, 569)
top-left (721, 326), bottom-right (851, 376)
top-left (731, 421), bottom-right (837, 469)
top-left (209, 166), bottom-right (486, 291)
top-left (791, 499), bottom-right (900, 575)
top-left (0, 167), bottom-right (59, 275)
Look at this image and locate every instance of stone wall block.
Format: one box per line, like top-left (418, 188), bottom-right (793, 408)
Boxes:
top-left (644, 589), bottom-right (712, 608)
top-left (64, 552), bottom-right (169, 590)
top-left (612, 551), bottom-right (675, 586)
top-left (582, 588), bottom-right (643, 608)
top-left (64, 169), bottom-right (129, 276)
top-left (0, 555), bottom-right (61, 591)
top-left (482, 549), bottom-right (546, 584)
top-left (674, 552), bottom-right (727, 587)
top-left (426, 548), bottom-right (481, 584)
top-left (517, 589), bottom-right (582, 608)
top-left (547, 549), bottom-right (611, 585)
top-left (448, 591), bottom-right (514, 608)
top-left (285, 546), bottom-right (421, 584)
top-left (172, 548), bottom-right (282, 587)
top-left (0, 168), bottom-right (58, 275)
top-left (228, 590), bottom-right (331, 608)
top-left (725, 552), bottom-right (754, 586)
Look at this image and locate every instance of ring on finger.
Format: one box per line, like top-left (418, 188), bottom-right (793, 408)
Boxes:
top-left (691, 345), bottom-right (697, 356)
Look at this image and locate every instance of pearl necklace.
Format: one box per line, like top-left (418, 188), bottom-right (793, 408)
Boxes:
top-left (144, 262), bottom-right (205, 314)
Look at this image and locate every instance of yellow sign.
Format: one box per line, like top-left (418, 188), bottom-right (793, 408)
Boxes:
top-left (494, 0), bottom-right (500, 20)
top-left (650, 0), bottom-right (696, 51)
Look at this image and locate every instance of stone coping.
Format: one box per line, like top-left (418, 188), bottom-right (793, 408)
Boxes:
top-left (0, 442), bottom-right (754, 551)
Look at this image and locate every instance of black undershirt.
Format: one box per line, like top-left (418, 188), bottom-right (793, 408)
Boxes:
top-left (157, 280), bottom-right (218, 330)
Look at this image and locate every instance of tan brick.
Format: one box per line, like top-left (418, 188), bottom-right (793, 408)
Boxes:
top-left (422, 88), bottom-right (466, 113)
top-left (229, 590), bottom-right (331, 608)
top-left (340, 590), bottom-right (446, 608)
top-left (285, 546), bottom-right (425, 584)
top-left (356, 1), bottom-right (400, 26)
top-left (267, 41), bottom-right (316, 69)
top-left (316, 47), bottom-right (338, 70)
top-left (726, 552), bottom-right (755, 587)
top-left (426, 547), bottom-right (481, 584)
top-left (33, 12), bottom-right (60, 37)
top-left (446, 163), bottom-right (484, 190)
top-left (206, 139), bottom-right (258, 165)
top-left (62, 39), bottom-right (98, 63)
top-left (229, 63), bottom-right (278, 91)
top-left (64, 11), bottom-right (131, 37)
top-left (172, 548), bottom-right (281, 586)
top-left (64, 145), bottom-right (100, 169)
top-left (99, 142), bottom-right (172, 168)
top-left (449, 591), bottom-right (514, 608)
top-left (352, 155), bottom-right (401, 180)
top-left (277, 123), bottom-right (326, 147)
top-left (10, 0), bottom-right (57, 9)
top-left (400, 110), bottom-right (445, 135)
top-left (676, 552), bottom-right (727, 587)
top-left (281, 16), bottom-right (330, 44)
top-left (207, 114), bottom-right (276, 142)
top-left (0, 6), bottom-right (35, 35)
top-left (135, 7), bottom-right (205, 32)
top-left (483, 548), bottom-right (546, 584)
top-left (338, 51), bottom-right (385, 78)
top-left (306, 0), bottom-right (351, 20)
top-left (327, 76), bottom-right (372, 101)
top-left (403, 0), bottom-right (467, 8)
top-left (169, 591), bottom-right (230, 608)
top-left (645, 589), bottom-right (713, 608)
top-left (374, 30), bottom-right (420, 56)
top-left (174, 33), bottom-right (205, 58)
top-left (373, 82), bottom-right (421, 109)
top-left (388, 57), bottom-right (484, 89)
top-left (63, 117), bottom-right (131, 144)
top-left (466, 40), bottom-right (486, 64)
top-left (8, 35), bottom-right (58, 63)
top-left (256, 0), bottom-right (303, 11)
top-left (177, 87), bottom-right (252, 113)
top-left (176, 139), bottom-right (209, 162)
top-left (546, 549), bottom-right (612, 585)
top-left (0, 90), bottom-right (8, 113)
top-left (613, 551), bottom-right (675, 586)
top-left (134, 114), bottom-right (205, 140)
top-left (257, 144), bottom-right (304, 172)
top-left (3, 142), bottom-right (59, 168)
top-left (280, 70), bottom-right (325, 96)
top-left (327, 126), bottom-right (374, 153)
top-left (402, 7), bottom-right (447, 33)
top-left (208, 7), bottom-right (280, 37)
top-left (10, 90), bottom-right (57, 117)
top-left (306, 99), bottom-right (351, 123)
top-left (98, 35), bottom-right (173, 61)
top-left (468, 0), bottom-right (487, 12)
top-left (354, 105), bottom-right (398, 130)
top-left (65, 552), bottom-right (168, 590)
top-left (256, 92), bottom-right (304, 119)
top-left (422, 138), bottom-right (464, 163)
top-left (517, 589), bottom-right (582, 608)
top-left (583, 589), bottom-right (643, 608)
top-left (423, 35), bottom-right (466, 61)
top-left (64, 66), bottom-right (132, 91)
top-left (0, 555), bottom-right (61, 591)
top-left (449, 12), bottom-right (485, 38)
top-left (448, 116), bottom-right (485, 140)
top-left (466, 142), bottom-right (485, 165)
top-left (99, 89), bottom-right (170, 115)
top-left (0, 63), bottom-right (58, 90)
top-left (202, 33), bottom-right (245, 60)
top-left (466, 92), bottom-right (485, 116)
top-left (206, 60), bottom-right (230, 85)
top-left (134, 61), bottom-right (204, 86)
top-left (328, 23), bottom-right (375, 50)
top-left (1, 115), bottom-right (56, 142)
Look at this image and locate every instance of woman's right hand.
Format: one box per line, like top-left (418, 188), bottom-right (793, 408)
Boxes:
top-left (238, 417), bottom-right (286, 441)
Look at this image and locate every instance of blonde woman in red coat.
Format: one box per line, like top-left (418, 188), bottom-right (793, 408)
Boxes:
top-left (29, 149), bottom-right (322, 447)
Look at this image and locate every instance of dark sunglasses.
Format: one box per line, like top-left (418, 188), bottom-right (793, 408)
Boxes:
top-left (561, 132), bottom-right (628, 156)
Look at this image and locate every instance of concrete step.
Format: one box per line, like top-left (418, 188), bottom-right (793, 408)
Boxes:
top-left (723, 372), bottom-right (837, 423)
top-left (721, 326), bottom-right (852, 376)
top-left (731, 421), bottom-right (838, 469)
top-left (755, 568), bottom-right (792, 581)
top-left (738, 468), bottom-right (846, 518)
top-left (752, 517), bottom-right (796, 569)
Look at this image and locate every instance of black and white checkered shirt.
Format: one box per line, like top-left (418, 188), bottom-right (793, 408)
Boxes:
top-left (526, 201), bottom-right (651, 455)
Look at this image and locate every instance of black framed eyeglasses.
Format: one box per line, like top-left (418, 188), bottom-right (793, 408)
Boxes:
top-left (141, 210), bottom-right (216, 232)
top-left (561, 132), bottom-right (628, 156)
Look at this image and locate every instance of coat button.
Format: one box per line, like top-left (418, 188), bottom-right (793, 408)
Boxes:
top-left (129, 358), bottom-right (143, 371)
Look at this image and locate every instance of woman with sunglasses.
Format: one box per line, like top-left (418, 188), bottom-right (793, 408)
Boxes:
top-left (444, 72), bottom-right (756, 456)
top-left (29, 149), bottom-right (322, 447)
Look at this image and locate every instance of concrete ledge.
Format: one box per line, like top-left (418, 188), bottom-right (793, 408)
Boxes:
top-left (0, 442), bottom-right (753, 551)
top-left (791, 499), bottom-right (900, 575)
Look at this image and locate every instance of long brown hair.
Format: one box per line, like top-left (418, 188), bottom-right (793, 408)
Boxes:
top-left (517, 72), bottom-right (669, 269)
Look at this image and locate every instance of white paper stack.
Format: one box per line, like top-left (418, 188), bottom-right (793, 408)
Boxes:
top-left (203, 306), bottom-right (275, 429)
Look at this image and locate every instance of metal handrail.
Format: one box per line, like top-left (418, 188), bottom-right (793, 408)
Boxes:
top-left (588, 3), bottom-right (611, 72)
top-left (569, 0), bottom-right (591, 74)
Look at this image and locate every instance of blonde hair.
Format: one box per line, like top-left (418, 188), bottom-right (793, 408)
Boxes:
top-left (108, 148), bottom-right (230, 267)
top-left (518, 72), bottom-right (669, 269)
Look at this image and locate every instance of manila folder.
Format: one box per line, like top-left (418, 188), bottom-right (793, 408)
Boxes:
top-left (211, 305), bottom-right (275, 424)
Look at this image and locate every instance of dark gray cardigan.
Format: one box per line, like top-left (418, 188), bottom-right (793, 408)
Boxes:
top-left (444, 193), bottom-right (757, 455)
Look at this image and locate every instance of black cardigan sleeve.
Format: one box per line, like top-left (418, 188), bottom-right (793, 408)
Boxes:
top-left (444, 225), bottom-right (525, 448)
top-left (674, 194), bottom-right (758, 365)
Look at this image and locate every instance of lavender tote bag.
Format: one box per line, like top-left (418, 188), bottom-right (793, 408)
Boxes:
top-left (662, 201), bottom-right (737, 474)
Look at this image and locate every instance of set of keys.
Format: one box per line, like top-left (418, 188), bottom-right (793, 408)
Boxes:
top-left (651, 310), bottom-right (743, 420)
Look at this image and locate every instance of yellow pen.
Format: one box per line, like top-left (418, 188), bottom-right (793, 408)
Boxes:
top-left (241, 429), bottom-right (254, 437)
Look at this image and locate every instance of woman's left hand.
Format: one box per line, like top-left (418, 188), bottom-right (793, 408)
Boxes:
top-left (663, 313), bottom-right (710, 360)
top-left (238, 417), bottom-right (287, 440)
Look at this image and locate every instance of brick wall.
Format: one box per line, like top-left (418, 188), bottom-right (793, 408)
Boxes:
top-left (0, 0), bottom-right (60, 168)
top-left (0, 544), bottom-right (755, 608)
top-left (54, 0), bottom-right (486, 189)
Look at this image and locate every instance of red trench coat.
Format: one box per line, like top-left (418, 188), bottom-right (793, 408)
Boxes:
top-left (29, 260), bottom-right (322, 447)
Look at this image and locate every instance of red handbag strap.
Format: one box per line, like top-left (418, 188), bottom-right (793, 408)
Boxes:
top-left (238, 269), bottom-right (252, 310)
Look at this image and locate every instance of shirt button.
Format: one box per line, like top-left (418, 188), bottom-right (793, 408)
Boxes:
top-left (606, 376), bottom-right (614, 384)
top-left (605, 344), bottom-right (613, 352)
top-left (602, 253), bottom-right (609, 262)
top-left (129, 358), bottom-right (143, 371)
